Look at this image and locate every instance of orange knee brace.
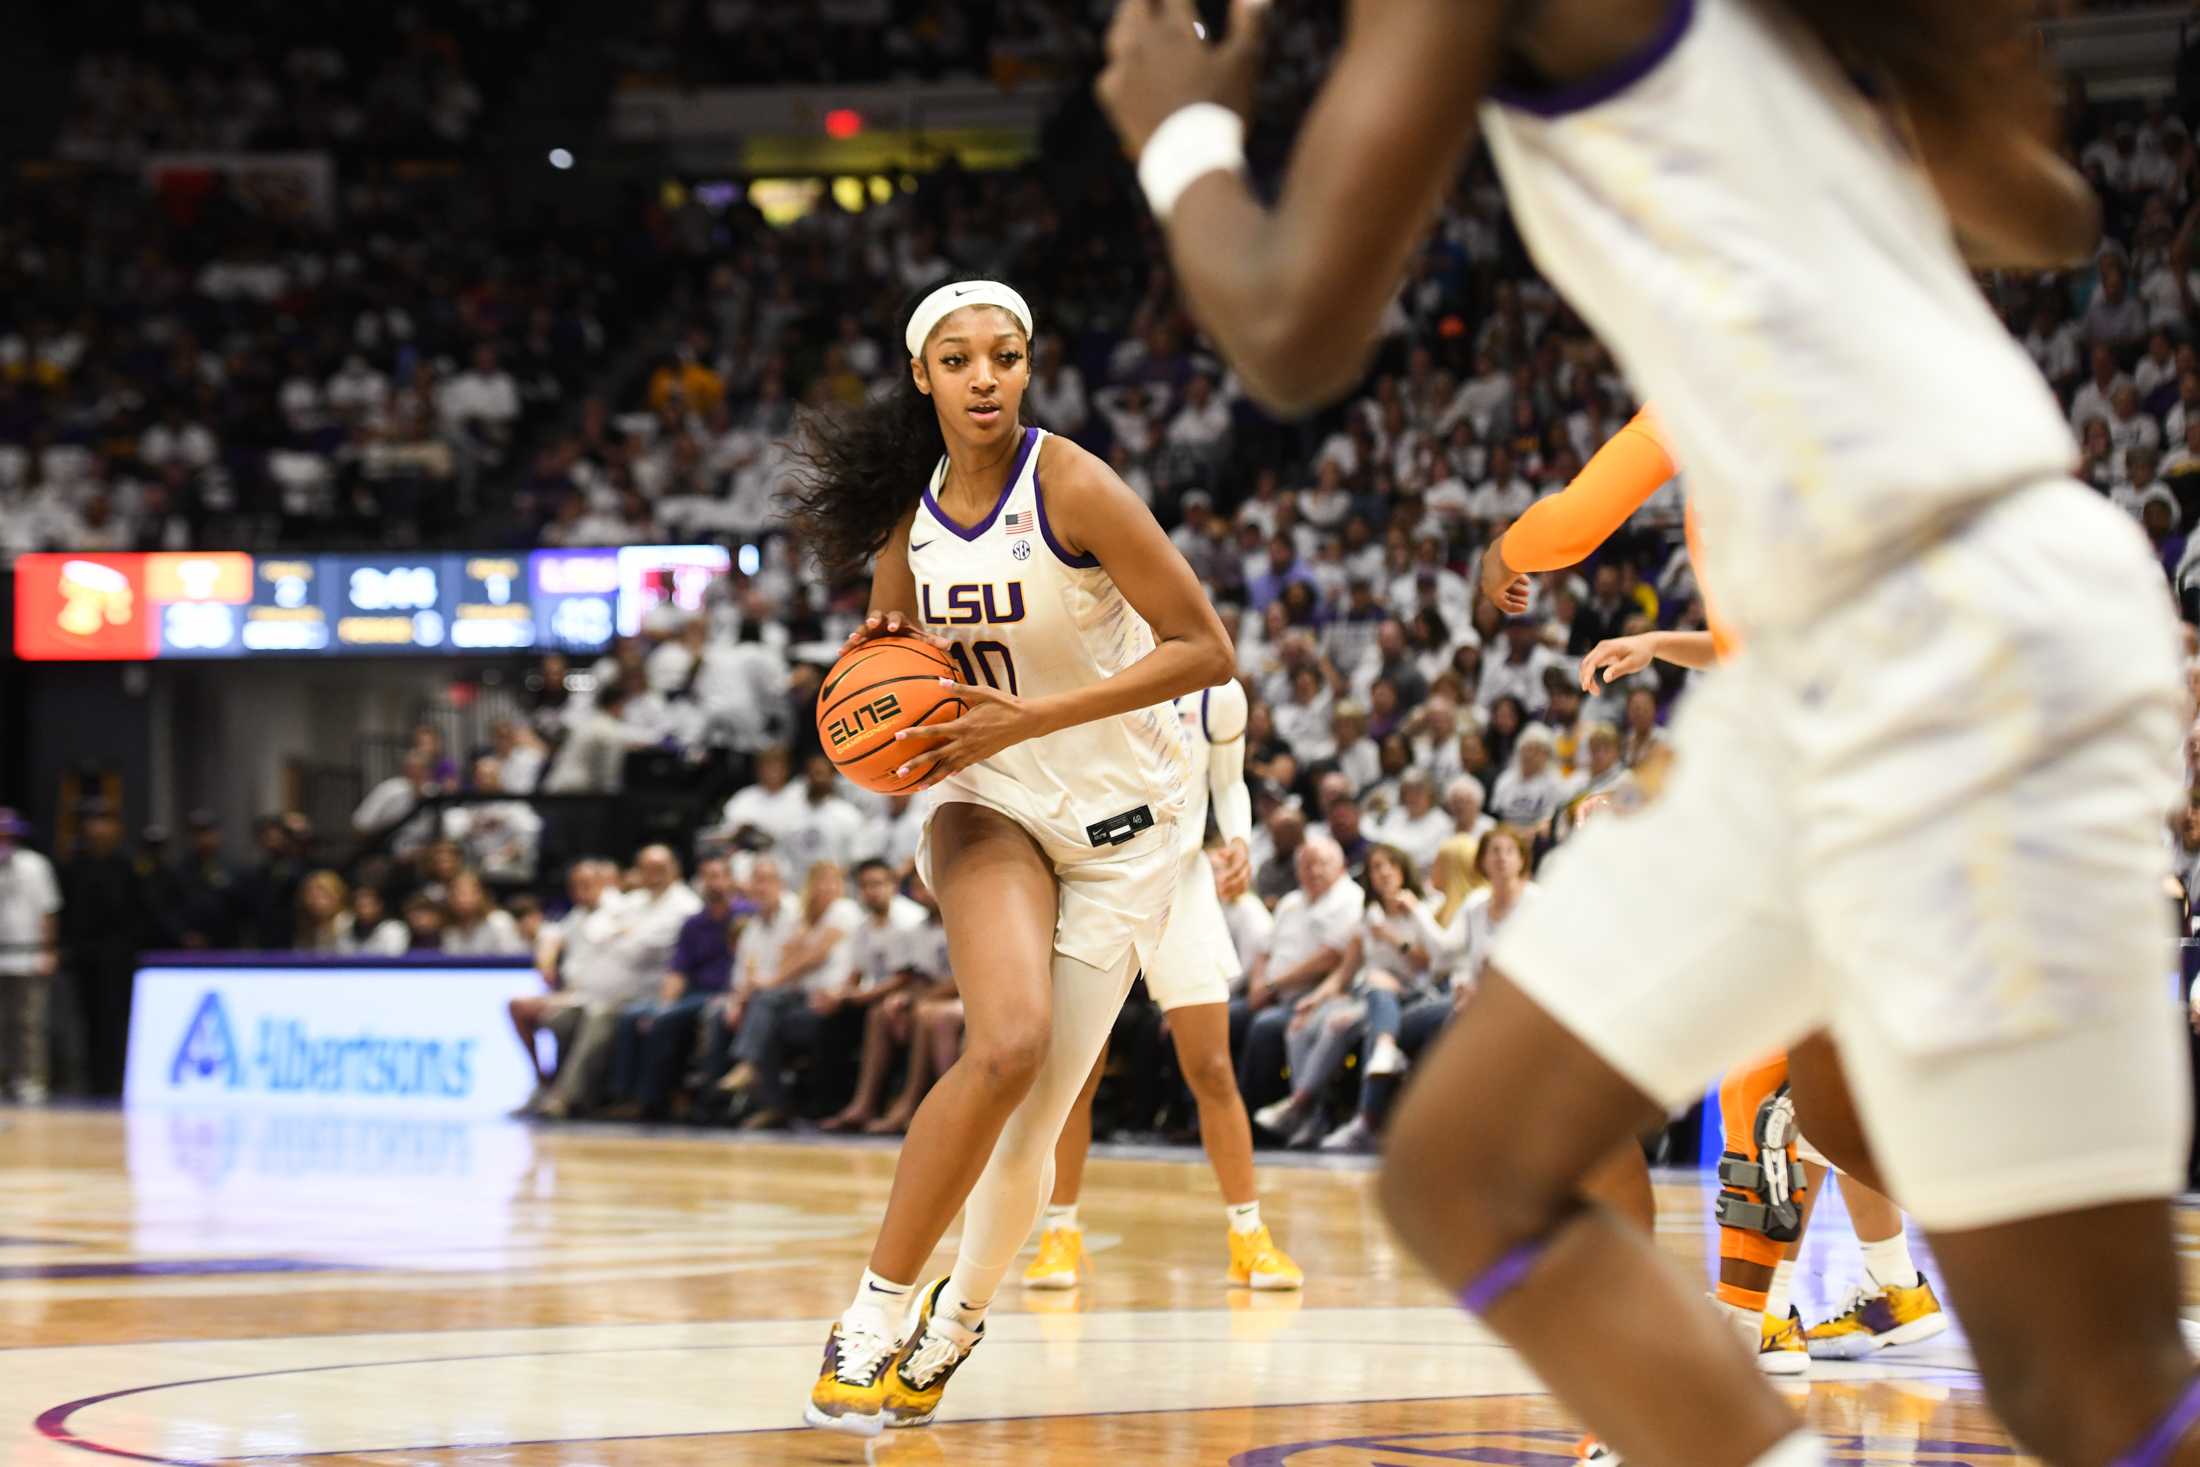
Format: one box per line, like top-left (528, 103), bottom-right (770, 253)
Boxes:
top-left (1716, 1053), bottom-right (1804, 1282)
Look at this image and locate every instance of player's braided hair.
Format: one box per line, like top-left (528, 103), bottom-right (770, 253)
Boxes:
top-left (781, 275), bottom-right (1028, 577)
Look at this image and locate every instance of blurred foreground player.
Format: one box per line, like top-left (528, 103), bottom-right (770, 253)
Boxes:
top-left (1103, 2), bottom-right (2195, 1465)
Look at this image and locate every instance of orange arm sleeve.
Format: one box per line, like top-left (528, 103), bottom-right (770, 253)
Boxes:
top-left (1497, 410), bottom-right (1676, 574)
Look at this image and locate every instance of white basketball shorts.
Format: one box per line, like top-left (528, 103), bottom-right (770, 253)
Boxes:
top-left (1143, 848), bottom-right (1238, 1011)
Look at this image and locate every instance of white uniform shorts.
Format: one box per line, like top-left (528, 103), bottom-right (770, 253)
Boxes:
top-left (1495, 481), bottom-right (2192, 1232)
top-left (917, 800), bottom-right (1181, 979)
top-left (1143, 848), bottom-right (1238, 1011)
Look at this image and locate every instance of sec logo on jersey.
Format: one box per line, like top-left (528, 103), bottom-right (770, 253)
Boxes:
top-left (1229, 1431), bottom-right (2018, 1465)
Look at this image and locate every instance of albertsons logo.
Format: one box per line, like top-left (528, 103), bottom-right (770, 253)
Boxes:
top-left (171, 992), bottom-right (242, 1087)
top-left (166, 990), bottom-right (478, 1098)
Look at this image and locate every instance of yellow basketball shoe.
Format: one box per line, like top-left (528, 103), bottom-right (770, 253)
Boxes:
top-left (1227, 1225), bottom-right (1305, 1291)
top-left (803, 1310), bottom-right (901, 1433)
top-left (1806, 1279), bottom-right (1950, 1361)
top-left (881, 1278), bottom-right (984, 1429)
top-left (1022, 1226), bottom-right (1084, 1290)
top-left (1757, 1307), bottom-right (1810, 1376)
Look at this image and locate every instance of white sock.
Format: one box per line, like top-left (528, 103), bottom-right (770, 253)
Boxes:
top-left (1714, 1296), bottom-right (1761, 1354)
top-left (1226, 1200), bottom-right (1263, 1236)
top-left (848, 1268), bottom-right (914, 1327)
top-left (1765, 1258), bottom-right (1797, 1323)
top-left (1042, 1202), bottom-right (1079, 1232)
top-left (1748, 1431), bottom-right (1830, 1467)
top-left (1860, 1233), bottom-right (1919, 1291)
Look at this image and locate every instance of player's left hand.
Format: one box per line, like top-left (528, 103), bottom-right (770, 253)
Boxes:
top-left (1210, 838), bottom-right (1251, 899)
top-left (1098, 0), bottom-right (1270, 158)
top-left (1478, 540), bottom-right (1531, 617)
top-left (894, 681), bottom-right (1048, 786)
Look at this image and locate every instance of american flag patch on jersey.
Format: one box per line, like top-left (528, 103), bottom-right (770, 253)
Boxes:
top-left (1003, 511), bottom-right (1034, 535)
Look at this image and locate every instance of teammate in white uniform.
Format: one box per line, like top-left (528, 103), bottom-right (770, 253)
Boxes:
top-left (788, 276), bottom-right (1233, 1434)
top-left (1025, 677), bottom-right (1306, 1293)
top-left (1103, 3), bottom-right (2196, 1466)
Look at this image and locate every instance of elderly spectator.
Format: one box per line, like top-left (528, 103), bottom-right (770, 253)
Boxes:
top-left (604, 854), bottom-right (743, 1121)
top-left (698, 855), bottom-right (802, 1088)
top-left (1377, 770), bottom-right (1454, 873)
top-left (509, 860), bottom-right (628, 1117)
top-left (1489, 724), bottom-right (1575, 832)
top-left (715, 860), bottom-right (859, 1129)
top-left (1445, 776), bottom-right (1497, 845)
top-left (0, 809), bottom-right (61, 1104)
top-left (1234, 835), bottom-right (1366, 1114)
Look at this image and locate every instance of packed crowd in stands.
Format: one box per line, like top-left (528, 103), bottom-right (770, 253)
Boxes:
top-left (51, 0), bottom-right (542, 161)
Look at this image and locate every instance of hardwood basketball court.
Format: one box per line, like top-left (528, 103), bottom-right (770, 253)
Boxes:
top-left (4, 1106), bottom-right (2194, 1465)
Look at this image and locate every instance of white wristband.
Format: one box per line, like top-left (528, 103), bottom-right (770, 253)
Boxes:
top-left (1137, 103), bottom-right (1247, 222)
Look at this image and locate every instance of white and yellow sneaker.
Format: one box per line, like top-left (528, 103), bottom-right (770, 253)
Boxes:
top-left (880, 1278), bottom-right (984, 1429)
top-left (1806, 1279), bottom-right (1950, 1360)
top-left (1022, 1226), bottom-right (1084, 1290)
top-left (1226, 1225), bottom-right (1305, 1291)
top-left (803, 1309), bottom-right (901, 1433)
top-left (1758, 1307), bottom-right (1810, 1376)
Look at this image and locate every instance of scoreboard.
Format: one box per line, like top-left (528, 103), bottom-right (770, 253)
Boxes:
top-left (12, 547), bottom-right (732, 662)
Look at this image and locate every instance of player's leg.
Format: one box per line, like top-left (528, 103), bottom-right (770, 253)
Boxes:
top-left (1166, 1001), bottom-right (1302, 1289)
top-left (1024, 1048), bottom-right (1104, 1289)
top-left (1381, 661), bottom-right (1834, 1467)
top-left (879, 941), bottom-right (1141, 1427)
top-left (1801, 1167), bottom-right (1947, 1360)
top-left (1381, 973), bottom-right (1815, 1467)
top-left (808, 802), bottom-right (1059, 1432)
top-left (1711, 1053), bottom-right (1812, 1374)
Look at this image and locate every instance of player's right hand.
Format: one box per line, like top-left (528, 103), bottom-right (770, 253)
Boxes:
top-left (1579, 634), bottom-right (1657, 691)
top-left (841, 610), bottom-right (951, 655)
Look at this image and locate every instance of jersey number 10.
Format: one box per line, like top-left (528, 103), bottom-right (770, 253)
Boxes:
top-left (948, 640), bottom-right (1019, 694)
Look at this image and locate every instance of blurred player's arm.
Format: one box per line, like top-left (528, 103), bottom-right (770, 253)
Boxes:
top-left (1099, 0), bottom-right (1499, 414)
top-left (1896, 62), bottom-right (2101, 269)
top-left (1482, 410), bottom-right (1677, 612)
top-left (1204, 680), bottom-right (1255, 893)
top-left (1580, 629), bottom-right (1719, 689)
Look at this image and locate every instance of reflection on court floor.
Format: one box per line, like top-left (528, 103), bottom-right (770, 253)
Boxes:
top-left (4, 1107), bottom-right (2188, 1465)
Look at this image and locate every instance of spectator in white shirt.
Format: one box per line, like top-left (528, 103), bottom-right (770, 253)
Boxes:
top-left (336, 884), bottom-right (410, 956)
top-left (779, 754), bottom-right (868, 875)
top-left (444, 757), bottom-right (543, 883)
top-left (2164, 373), bottom-right (2200, 447)
top-left (2108, 382), bottom-right (2164, 463)
top-left (1468, 445), bottom-right (1536, 536)
top-left (1477, 617), bottom-right (1567, 715)
top-left (1489, 725), bottom-right (1575, 832)
top-left (1166, 371), bottom-right (1233, 454)
top-left (719, 859), bottom-right (860, 1129)
top-left (352, 751), bottom-right (444, 857)
top-left (443, 870), bottom-right (527, 956)
top-left (440, 344), bottom-right (521, 437)
top-left (855, 793), bottom-right (926, 876)
top-left (721, 746), bottom-right (804, 849)
top-left (542, 683), bottom-right (661, 794)
top-left (326, 355), bottom-right (391, 422)
top-left (1377, 770), bottom-right (1455, 874)
top-left (1328, 701), bottom-right (1383, 795)
top-left (2072, 344), bottom-right (2134, 432)
top-left (2136, 332), bottom-right (2182, 400)
top-left (1445, 777), bottom-right (1498, 845)
top-left (1235, 835), bottom-right (1366, 1110)
top-left (1272, 665), bottom-right (1337, 765)
top-left (511, 859), bottom-right (627, 1112)
top-left (0, 809), bottom-right (61, 1103)
top-left (2085, 256), bottom-right (2150, 352)
top-left (2022, 298), bottom-right (2083, 392)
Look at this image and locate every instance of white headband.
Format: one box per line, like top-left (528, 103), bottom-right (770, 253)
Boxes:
top-left (904, 280), bottom-right (1033, 359)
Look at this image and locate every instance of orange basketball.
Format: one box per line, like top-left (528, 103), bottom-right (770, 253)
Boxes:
top-left (815, 633), bottom-right (964, 794)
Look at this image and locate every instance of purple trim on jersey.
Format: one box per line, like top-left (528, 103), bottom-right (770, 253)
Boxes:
top-left (1200, 689), bottom-right (1213, 744)
top-left (920, 426), bottom-right (1037, 541)
top-left (2112, 1374), bottom-right (2200, 1467)
top-left (1457, 1238), bottom-right (1547, 1316)
top-left (1033, 452), bottom-right (1102, 569)
top-left (1488, 0), bottom-right (1694, 118)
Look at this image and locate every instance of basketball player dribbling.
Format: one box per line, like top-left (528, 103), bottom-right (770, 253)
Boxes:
top-left (1101, 3), bottom-right (2197, 1466)
top-left (1026, 676), bottom-right (1305, 1294)
top-left (785, 277), bottom-right (1234, 1433)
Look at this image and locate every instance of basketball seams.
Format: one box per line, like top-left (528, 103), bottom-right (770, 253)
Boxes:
top-left (818, 671), bottom-right (957, 730)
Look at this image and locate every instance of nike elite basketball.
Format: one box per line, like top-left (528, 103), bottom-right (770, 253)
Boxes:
top-left (816, 633), bottom-right (964, 793)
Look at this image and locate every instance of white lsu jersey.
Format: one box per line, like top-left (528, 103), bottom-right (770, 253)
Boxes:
top-left (910, 426), bottom-right (1188, 857)
top-left (1480, 0), bottom-right (2077, 640)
